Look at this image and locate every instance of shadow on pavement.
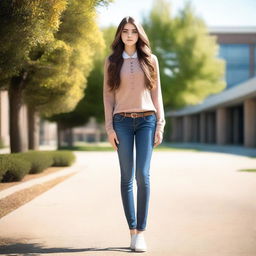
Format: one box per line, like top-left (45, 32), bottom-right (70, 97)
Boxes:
top-left (0, 242), bottom-right (135, 254)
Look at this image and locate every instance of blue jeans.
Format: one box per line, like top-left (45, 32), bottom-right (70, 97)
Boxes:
top-left (113, 112), bottom-right (157, 231)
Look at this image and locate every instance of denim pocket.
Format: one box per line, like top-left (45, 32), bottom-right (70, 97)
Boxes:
top-left (113, 114), bottom-right (125, 122)
top-left (143, 114), bottom-right (156, 122)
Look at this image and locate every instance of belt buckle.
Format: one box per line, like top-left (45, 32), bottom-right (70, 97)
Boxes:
top-left (131, 112), bottom-right (138, 118)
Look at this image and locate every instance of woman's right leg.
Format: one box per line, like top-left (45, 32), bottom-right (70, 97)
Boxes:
top-left (113, 116), bottom-right (136, 230)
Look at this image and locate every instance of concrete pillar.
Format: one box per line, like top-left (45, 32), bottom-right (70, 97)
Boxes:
top-left (216, 107), bottom-right (229, 145)
top-left (200, 112), bottom-right (207, 143)
top-left (183, 115), bottom-right (192, 142)
top-left (244, 98), bottom-right (256, 147)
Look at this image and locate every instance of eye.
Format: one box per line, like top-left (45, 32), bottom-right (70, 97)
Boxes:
top-left (122, 30), bottom-right (127, 33)
top-left (132, 30), bottom-right (138, 33)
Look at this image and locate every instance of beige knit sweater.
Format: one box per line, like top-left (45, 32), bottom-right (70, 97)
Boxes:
top-left (103, 53), bottom-right (166, 136)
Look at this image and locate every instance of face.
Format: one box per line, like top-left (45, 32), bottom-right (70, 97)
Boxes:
top-left (121, 23), bottom-right (139, 46)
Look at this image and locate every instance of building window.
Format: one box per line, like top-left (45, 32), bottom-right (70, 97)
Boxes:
top-left (218, 44), bottom-right (250, 88)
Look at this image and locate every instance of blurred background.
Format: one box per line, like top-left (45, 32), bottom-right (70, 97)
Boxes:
top-left (0, 0), bottom-right (256, 153)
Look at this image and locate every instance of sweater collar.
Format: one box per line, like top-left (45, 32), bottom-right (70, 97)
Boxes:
top-left (122, 50), bottom-right (138, 59)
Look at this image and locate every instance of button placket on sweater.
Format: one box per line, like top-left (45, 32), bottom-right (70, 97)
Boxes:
top-left (130, 58), bottom-right (134, 89)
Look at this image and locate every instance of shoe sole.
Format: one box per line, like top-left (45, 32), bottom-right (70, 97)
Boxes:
top-left (135, 248), bottom-right (147, 252)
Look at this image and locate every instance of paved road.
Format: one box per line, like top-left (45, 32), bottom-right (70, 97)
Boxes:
top-left (0, 150), bottom-right (256, 256)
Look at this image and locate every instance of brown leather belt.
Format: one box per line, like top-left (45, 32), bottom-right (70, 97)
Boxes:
top-left (117, 111), bottom-right (155, 118)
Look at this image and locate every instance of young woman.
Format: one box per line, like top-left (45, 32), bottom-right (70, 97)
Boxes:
top-left (103, 16), bottom-right (165, 252)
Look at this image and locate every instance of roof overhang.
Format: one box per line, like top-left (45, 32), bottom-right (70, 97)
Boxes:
top-left (166, 77), bottom-right (256, 117)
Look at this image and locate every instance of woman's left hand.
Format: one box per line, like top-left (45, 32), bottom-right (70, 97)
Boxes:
top-left (154, 131), bottom-right (163, 147)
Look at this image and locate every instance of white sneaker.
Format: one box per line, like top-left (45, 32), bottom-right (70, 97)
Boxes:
top-left (135, 233), bottom-right (147, 252)
top-left (130, 233), bottom-right (137, 250)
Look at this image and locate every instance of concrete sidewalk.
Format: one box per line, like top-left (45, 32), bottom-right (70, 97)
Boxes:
top-left (0, 166), bottom-right (79, 200)
top-left (164, 142), bottom-right (256, 157)
top-left (0, 151), bottom-right (256, 255)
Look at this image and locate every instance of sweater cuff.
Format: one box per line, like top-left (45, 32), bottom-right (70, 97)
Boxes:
top-left (107, 129), bottom-right (115, 136)
top-left (156, 125), bottom-right (165, 134)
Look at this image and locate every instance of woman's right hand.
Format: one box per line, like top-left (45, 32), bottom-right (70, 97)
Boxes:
top-left (108, 131), bottom-right (119, 151)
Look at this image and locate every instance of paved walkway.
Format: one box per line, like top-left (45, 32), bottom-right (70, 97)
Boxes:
top-left (0, 150), bottom-right (256, 255)
top-left (166, 142), bottom-right (256, 157)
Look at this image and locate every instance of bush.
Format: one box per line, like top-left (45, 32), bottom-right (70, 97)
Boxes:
top-left (1, 154), bottom-right (31, 182)
top-left (0, 155), bottom-right (8, 181)
top-left (19, 151), bottom-right (53, 174)
top-left (0, 150), bottom-right (75, 183)
top-left (0, 137), bottom-right (4, 149)
top-left (48, 150), bottom-right (76, 166)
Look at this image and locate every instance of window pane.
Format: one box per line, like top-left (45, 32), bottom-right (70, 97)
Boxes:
top-left (218, 44), bottom-right (250, 88)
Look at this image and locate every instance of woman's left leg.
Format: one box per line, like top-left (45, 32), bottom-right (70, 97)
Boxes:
top-left (134, 115), bottom-right (156, 231)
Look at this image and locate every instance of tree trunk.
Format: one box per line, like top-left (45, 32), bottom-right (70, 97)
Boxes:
top-left (9, 73), bottom-right (28, 153)
top-left (28, 106), bottom-right (40, 150)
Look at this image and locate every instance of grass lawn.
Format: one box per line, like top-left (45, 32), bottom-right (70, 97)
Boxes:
top-left (59, 142), bottom-right (201, 152)
top-left (239, 169), bottom-right (256, 172)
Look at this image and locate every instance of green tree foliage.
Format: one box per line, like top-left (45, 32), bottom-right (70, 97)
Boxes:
top-left (0, 0), bottom-right (67, 84)
top-left (78, 25), bottom-right (116, 124)
top-left (24, 0), bottom-right (105, 117)
top-left (143, 0), bottom-right (226, 110)
top-left (23, 40), bottom-right (73, 115)
top-left (48, 24), bottom-right (115, 128)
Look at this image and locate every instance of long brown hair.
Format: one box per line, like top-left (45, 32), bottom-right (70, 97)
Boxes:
top-left (107, 16), bottom-right (156, 92)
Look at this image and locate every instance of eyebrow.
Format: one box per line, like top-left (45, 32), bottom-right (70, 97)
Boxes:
top-left (123, 28), bottom-right (138, 31)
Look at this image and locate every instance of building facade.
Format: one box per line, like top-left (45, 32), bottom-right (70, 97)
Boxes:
top-left (167, 27), bottom-right (256, 148)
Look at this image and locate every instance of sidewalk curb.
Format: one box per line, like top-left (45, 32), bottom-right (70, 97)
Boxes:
top-left (0, 165), bottom-right (81, 200)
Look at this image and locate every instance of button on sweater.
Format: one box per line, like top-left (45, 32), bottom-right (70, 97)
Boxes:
top-left (103, 51), bottom-right (166, 136)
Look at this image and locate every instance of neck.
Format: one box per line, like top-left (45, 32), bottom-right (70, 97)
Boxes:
top-left (124, 45), bottom-right (136, 56)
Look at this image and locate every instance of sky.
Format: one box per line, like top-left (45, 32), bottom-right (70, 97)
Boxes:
top-left (96, 0), bottom-right (256, 29)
